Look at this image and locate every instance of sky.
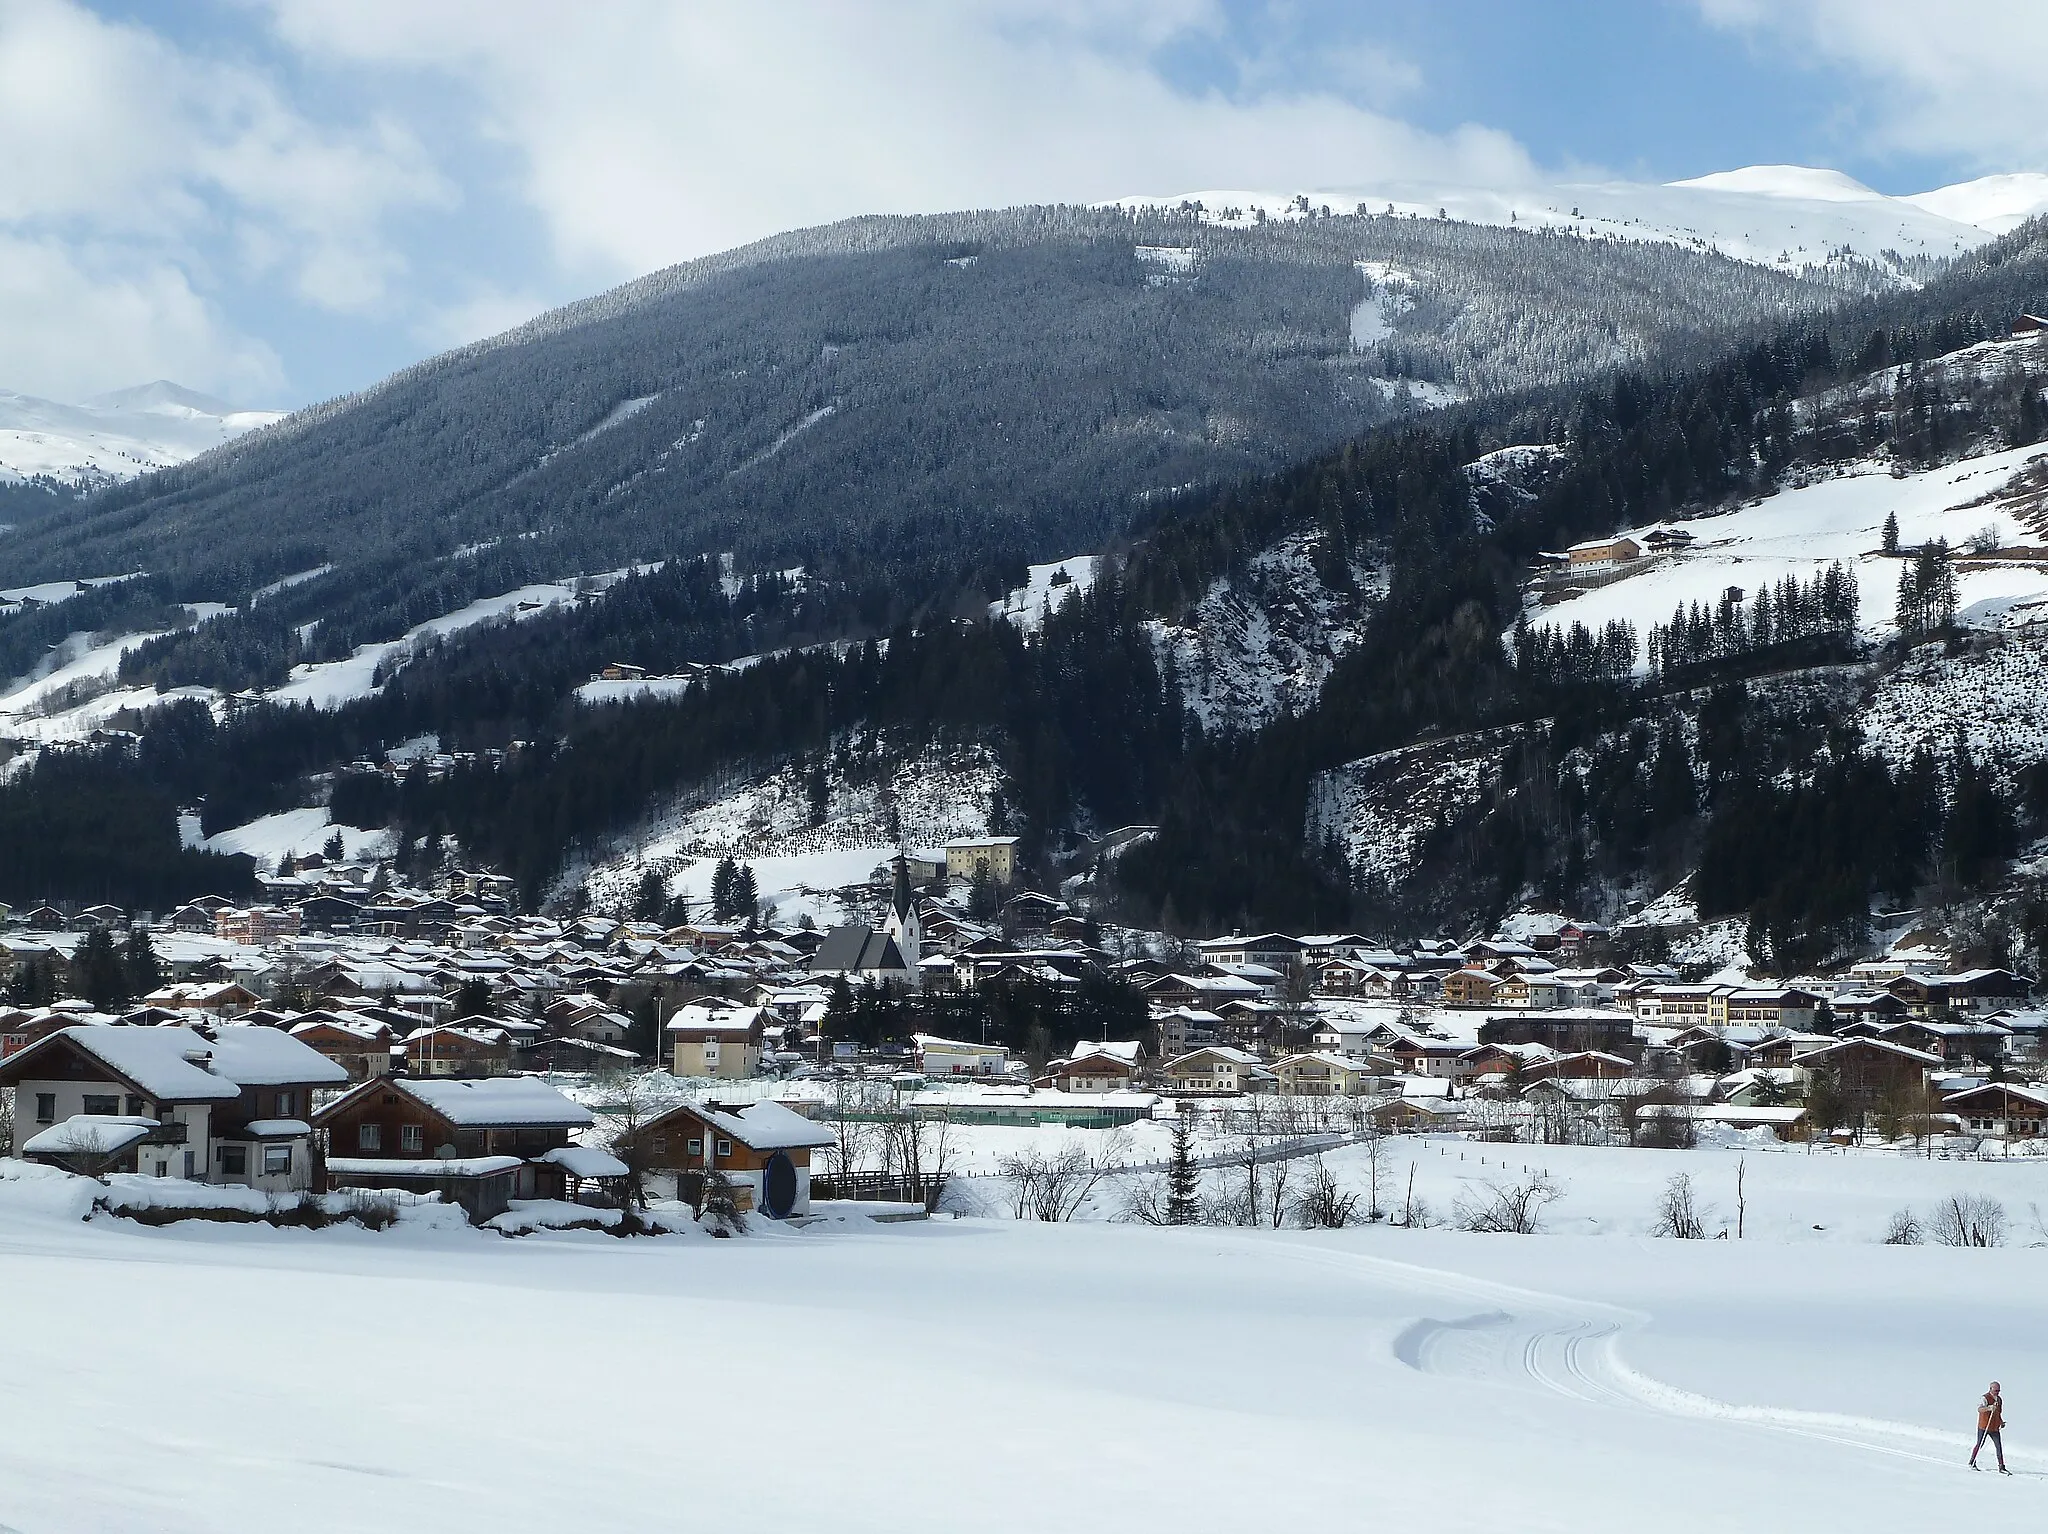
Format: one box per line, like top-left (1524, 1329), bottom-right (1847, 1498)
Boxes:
top-left (4, 0), bottom-right (2045, 409)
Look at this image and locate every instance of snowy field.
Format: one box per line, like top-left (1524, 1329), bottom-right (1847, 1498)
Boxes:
top-left (3, 1133), bottom-right (2045, 1533)
top-left (1528, 444), bottom-right (2048, 655)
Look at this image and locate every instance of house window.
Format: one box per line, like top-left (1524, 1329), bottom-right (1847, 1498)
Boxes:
top-left (218, 1144), bottom-right (248, 1175)
top-left (652, 1136), bottom-right (669, 1154)
top-left (263, 1145), bottom-right (292, 1176)
top-left (34, 1093), bottom-right (55, 1124)
top-left (686, 1137), bottom-right (703, 1156)
top-left (358, 1124), bottom-right (382, 1150)
top-left (715, 1138), bottom-right (732, 1158)
top-left (400, 1124), bottom-right (424, 1152)
top-left (126, 1095), bottom-right (146, 1116)
top-left (275, 1091), bottom-right (296, 1117)
top-left (82, 1094), bottom-right (119, 1116)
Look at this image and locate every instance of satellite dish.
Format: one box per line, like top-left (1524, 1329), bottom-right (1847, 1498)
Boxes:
top-left (435, 1144), bottom-right (459, 1160)
top-left (761, 1152), bottom-right (798, 1219)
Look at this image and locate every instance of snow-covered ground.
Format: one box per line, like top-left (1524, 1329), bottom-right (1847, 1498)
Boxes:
top-left (1308, 727), bottom-right (1512, 897)
top-left (1527, 441), bottom-right (2048, 656)
top-left (0, 381), bottom-right (282, 488)
top-left (2, 1134), bottom-right (2043, 1533)
top-left (575, 739), bottom-right (1002, 919)
top-left (989, 555), bottom-right (1101, 632)
top-left (1112, 164), bottom-right (2048, 277)
top-left (1148, 528), bottom-right (1379, 733)
top-left (196, 807), bottom-right (392, 865)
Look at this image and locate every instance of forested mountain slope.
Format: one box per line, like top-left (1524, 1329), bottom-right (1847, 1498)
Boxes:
top-left (0, 206), bottom-right (1841, 621)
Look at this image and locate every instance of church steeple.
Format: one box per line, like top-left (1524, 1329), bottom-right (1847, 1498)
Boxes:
top-left (885, 849), bottom-right (922, 973)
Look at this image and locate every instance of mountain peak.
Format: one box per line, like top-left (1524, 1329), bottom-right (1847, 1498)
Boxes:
top-left (1666, 165), bottom-right (1883, 202)
top-left (83, 380), bottom-right (240, 418)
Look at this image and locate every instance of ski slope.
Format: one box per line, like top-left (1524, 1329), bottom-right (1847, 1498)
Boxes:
top-left (0, 1153), bottom-right (2038, 1534)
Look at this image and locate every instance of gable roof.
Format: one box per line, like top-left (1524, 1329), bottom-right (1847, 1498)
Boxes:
top-left (206, 1024), bottom-right (350, 1086)
top-left (810, 926), bottom-right (909, 973)
top-left (315, 1074), bottom-right (592, 1129)
top-left (648, 1097), bottom-right (835, 1152)
top-left (0, 1026), bottom-right (241, 1101)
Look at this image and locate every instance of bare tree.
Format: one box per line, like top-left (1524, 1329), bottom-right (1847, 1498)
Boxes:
top-left (1652, 1172), bottom-right (1709, 1238)
top-left (1360, 1128), bottom-right (1390, 1221)
top-left (819, 1075), bottom-right (881, 1181)
top-left (1453, 1173), bottom-right (1563, 1235)
top-left (1884, 1207), bottom-right (1923, 1245)
top-left (590, 1067), bottom-right (668, 1212)
top-left (881, 1107), bottom-right (958, 1213)
top-left (1931, 1193), bottom-right (2007, 1247)
top-left (999, 1131), bottom-right (1132, 1221)
top-left (1293, 1154), bottom-right (1360, 1228)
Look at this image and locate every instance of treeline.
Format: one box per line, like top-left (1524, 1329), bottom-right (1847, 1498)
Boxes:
top-left (1646, 563), bottom-right (1860, 681)
top-left (0, 744), bottom-right (256, 909)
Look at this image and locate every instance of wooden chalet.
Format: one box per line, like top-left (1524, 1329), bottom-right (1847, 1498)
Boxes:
top-left (617, 1098), bottom-right (834, 1219)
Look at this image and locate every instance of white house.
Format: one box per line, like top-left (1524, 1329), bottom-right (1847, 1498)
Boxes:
top-left (912, 1034), bottom-right (1010, 1077)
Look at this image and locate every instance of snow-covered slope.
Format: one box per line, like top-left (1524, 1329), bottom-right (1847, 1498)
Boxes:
top-left (576, 736), bottom-right (1004, 922)
top-left (1526, 436), bottom-right (2048, 657)
top-left (1114, 165), bottom-right (2048, 281)
top-left (1148, 528), bottom-right (1380, 734)
top-left (0, 381), bottom-right (283, 489)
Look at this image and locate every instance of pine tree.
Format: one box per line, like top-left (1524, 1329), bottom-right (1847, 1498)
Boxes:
top-left (72, 927), bottom-right (131, 1012)
top-left (276, 849), bottom-right (296, 877)
top-left (710, 857), bottom-right (738, 921)
top-left (322, 829), bottom-right (346, 861)
top-left (122, 928), bottom-right (163, 999)
top-left (732, 864), bottom-right (759, 926)
top-left (632, 869), bottom-right (666, 921)
top-left (1165, 1113), bottom-right (1201, 1225)
top-left (1882, 511), bottom-right (1900, 555)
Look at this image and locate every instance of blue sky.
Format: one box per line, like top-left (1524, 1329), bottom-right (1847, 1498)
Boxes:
top-left (2, 0), bottom-right (2040, 409)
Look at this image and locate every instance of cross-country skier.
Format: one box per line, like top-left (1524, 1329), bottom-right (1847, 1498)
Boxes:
top-left (1971, 1382), bottom-right (2009, 1473)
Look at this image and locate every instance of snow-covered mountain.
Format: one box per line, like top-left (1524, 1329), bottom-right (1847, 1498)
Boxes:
top-left (1113, 166), bottom-right (2048, 282)
top-left (0, 381), bottom-right (283, 490)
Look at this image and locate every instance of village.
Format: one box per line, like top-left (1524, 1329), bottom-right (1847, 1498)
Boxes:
top-left (3, 823), bottom-right (2045, 1238)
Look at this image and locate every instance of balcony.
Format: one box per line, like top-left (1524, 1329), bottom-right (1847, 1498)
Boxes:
top-left (140, 1120), bottom-right (188, 1146)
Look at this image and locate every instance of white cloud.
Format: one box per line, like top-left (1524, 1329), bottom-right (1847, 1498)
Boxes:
top-left (262, 0), bottom-right (1541, 280)
top-left (0, 0), bottom-right (446, 399)
top-left (0, 234), bottom-right (282, 403)
top-left (1697, 0), bottom-right (2048, 170)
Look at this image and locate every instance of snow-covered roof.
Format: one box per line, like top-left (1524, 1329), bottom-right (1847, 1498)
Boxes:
top-left (539, 1146), bottom-right (630, 1178)
top-left (1065, 1040), bottom-right (1142, 1066)
top-left (7, 1026), bottom-right (240, 1101)
top-left (686, 1099), bottom-right (835, 1151)
top-left (240, 1118), bottom-right (312, 1137)
top-left (22, 1115), bottom-right (156, 1156)
top-left (389, 1077), bottom-right (593, 1128)
top-left (206, 1025), bottom-right (350, 1086)
top-left (326, 1155), bottom-right (523, 1177)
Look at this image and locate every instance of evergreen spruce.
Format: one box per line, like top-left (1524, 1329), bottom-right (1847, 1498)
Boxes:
top-left (1164, 1113), bottom-right (1201, 1226)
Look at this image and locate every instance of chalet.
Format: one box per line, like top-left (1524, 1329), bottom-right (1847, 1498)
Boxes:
top-left (618, 1098), bottom-right (835, 1219)
top-left (1880, 1017), bottom-right (2010, 1065)
top-left (1002, 891), bottom-right (1068, 932)
top-left (1722, 988), bottom-right (1822, 1030)
top-left (403, 1024), bottom-right (512, 1077)
top-left (1564, 535), bottom-right (1641, 569)
top-left (1888, 969), bottom-right (2030, 1016)
top-left (314, 1075), bottom-right (594, 1218)
top-left (1796, 1038), bottom-right (1941, 1124)
top-left (1442, 968), bottom-right (1501, 1007)
top-left (1520, 1050), bottom-right (1634, 1082)
top-left (287, 1013), bottom-right (395, 1081)
top-left (1944, 1082), bottom-right (2048, 1139)
top-left (1164, 1046), bottom-right (1272, 1094)
top-left (1195, 933), bottom-right (1306, 970)
top-left (1387, 1035), bottom-right (1473, 1078)
top-left (912, 1034), bottom-right (1010, 1078)
top-left (1048, 1041), bottom-right (1142, 1093)
top-left (945, 836), bottom-right (1020, 886)
top-left (2012, 314), bottom-right (2048, 338)
top-left (141, 981), bottom-right (262, 1017)
top-left (214, 906), bottom-right (303, 945)
top-left (1273, 1052), bottom-right (1383, 1096)
top-left (0, 1023), bottom-right (344, 1190)
top-left (1479, 1010), bottom-right (1639, 1060)
top-left (667, 1004), bottom-right (766, 1079)
top-left (1154, 1007), bottom-right (1223, 1057)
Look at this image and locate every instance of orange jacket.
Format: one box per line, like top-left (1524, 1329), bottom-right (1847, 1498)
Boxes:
top-left (1979, 1395), bottom-right (2005, 1433)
